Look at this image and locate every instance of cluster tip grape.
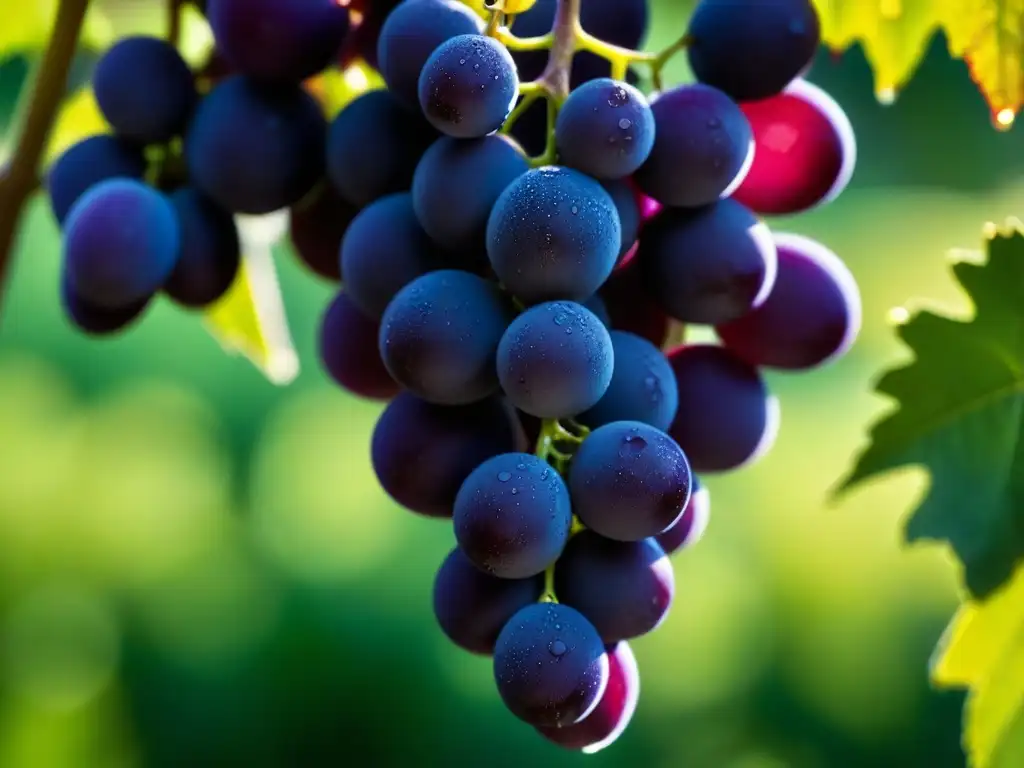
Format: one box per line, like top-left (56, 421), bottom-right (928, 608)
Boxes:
top-left (49, 0), bottom-right (861, 753)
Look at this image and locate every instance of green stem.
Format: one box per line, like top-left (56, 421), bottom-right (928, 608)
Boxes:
top-left (0, 0), bottom-right (92, 319)
top-left (497, 30), bottom-right (553, 51)
top-left (501, 84), bottom-right (543, 135)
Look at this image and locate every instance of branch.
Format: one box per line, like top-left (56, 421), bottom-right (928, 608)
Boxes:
top-left (536, 0), bottom-right (580, 102)
top-left (168, 0), bottom-right (184, 48)
top-left (0, 0), bottom-right (92, 317)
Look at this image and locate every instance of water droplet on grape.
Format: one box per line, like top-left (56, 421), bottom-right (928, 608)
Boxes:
top-left (618, 118), bottom-right (631, 130)
top-left (549, 640), bottom-right (567, 657)
top-left (498, 471), bottom-right (512, 482)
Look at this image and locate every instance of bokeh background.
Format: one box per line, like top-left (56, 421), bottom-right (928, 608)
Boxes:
top-left (1, 1), bottom-right (1019, 765)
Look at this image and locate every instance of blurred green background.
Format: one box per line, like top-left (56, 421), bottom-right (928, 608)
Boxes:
top-left (1, 1), bottom-right (1019, 766)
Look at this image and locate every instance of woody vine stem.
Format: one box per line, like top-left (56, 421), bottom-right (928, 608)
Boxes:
top-left (0, 0), bottom-right (92, 318)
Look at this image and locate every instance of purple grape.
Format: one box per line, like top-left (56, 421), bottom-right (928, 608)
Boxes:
top-left (667, 344), bottom-right (778, 473)
top-left (318, 292), bottom-right (401, 401)
top-left (207, 0), bottom-right (350, 83)
top-left (716, 233), bottom-right (861, 370)
top-left (288, 183), bottom-right (360, 282)
top-left (536, 641), bottom-right (639, 753)
top-left (453, 452), bottom-right (572, 579)
top-left (569, 421), bottom-right (691, 541)
top-left (371, 393), bottom-right (527, 518)
top-left (379, 270), bottom-right (515, 405)
top-left (433, 547), bottom-right (544, 655)
top-left (63, 179), bottom-right (180, 308)
top-left (637, 198), bottom-right (777, 326)
top-left (656, 476), bottom-right (711, 555)
top-left (163, 187), bottom-right (240, 308)
top-left (493, 602), bottom-right (609, 727)
top-left (554, 531), bottom-right (674, 643)
top-left (633, 84), bottom-right (753, 208)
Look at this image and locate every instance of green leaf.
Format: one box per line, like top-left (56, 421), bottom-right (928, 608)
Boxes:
top-left (840, 221), bottom-right (1024, 599)
top-left (931, 563), bottom-right (1024, 767)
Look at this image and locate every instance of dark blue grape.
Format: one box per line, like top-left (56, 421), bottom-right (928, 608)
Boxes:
top-left (633, 84), bottom-right (753, 208)
top-left (569, 421), bottom-right (691, 541)
top-left (555, 78), bottom-right (654, 180)
top-left (580, 331), bottom-right (677, 431)
top-left (60, 271), bottom-right (151, 336)
top-left (667, 344), bottom-right (778, 473)
top-left (412, 135), bottom-right (527, 258)
top-left (319, 291), bottom-right (401, 401)
top-left (288, 182), bottom-right (360, 282)
top-left (598, 258), bottom-right (670, 348)
top-left (536, 641), bottom-right (639, 753)
top-left (656, 476), bottom-right (710, 555)
top-left (554, 532), bottom-right (674, 643)
top-left (379, 270), bottom-right (515, 405)
top-left (497, 301), bottom-right (614, 419)
top-left (340, 193), bottom-right (445, 318)
top-left (493, 602), bottom-right (609, 727)
top-left (638, 198), bottom-right (777, 325)
top-left (453, 452), bottom-right (572, 579)
top-left (63, 179), bottom-right (180, 308)
top-left (418, 34), bottom-right (518, 138)
top-left (326, 89), bottom-right (438, 208)
top-left (686, 0), bottom-right (821, 102)
top-left (371, 392), bottom-right (527, 518)
top-left (487, 166), bottom-right (621, 304)
top-left (47, 135), bottom-right (147, 225)
top-left (716, 233), bottom-right (861, 370)
top-left (207, 0), bottom-right (350, 83)
top-left (93, 36), bottom-right (197, 144)
top-left (601, 179), bottom-right (640, 262)
top-left (377, 0), bottom-right (483, 109)
top-left (185, 76), bottom-right (325, 214)
top-left (433, 547), bottom-right (544, 655)
top-left (163, 188), bottom-right (239, 308)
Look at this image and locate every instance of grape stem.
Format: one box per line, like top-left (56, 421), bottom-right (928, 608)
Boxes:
top-left (0, 0), bottom-right (91, 319)
top-left (493, 0), bottom-right (690, 166)
top-left (167, 0), bottom-right (185, 48)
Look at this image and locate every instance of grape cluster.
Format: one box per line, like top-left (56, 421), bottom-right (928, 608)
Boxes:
top-left (50, 0), bottom-right (862, 752)
top-left (318, 0), bottom-right (861, 752)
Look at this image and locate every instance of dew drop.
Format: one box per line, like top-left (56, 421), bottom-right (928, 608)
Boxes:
top-left (618, 118), bottom-right (631, 130)
top-left (498, 471), bottom-right (512, 482)
top-left (549, 640), bottom-right (567, 657)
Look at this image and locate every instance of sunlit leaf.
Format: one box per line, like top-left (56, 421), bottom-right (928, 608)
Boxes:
top-left (812, 0), bottom-right (943, 103)
top-left (314, 60), bottom-right (385, 118)
top-left (203, 214), bottom-right (299, 385)
top-left (839, 221), bottom-right (1024, 599)
top-left (932, 564), bottom-right (1024, 767)
top-left (939, 1), bottom-right (1024, 129)
top-left (0, 3), bottom-right (111, 57)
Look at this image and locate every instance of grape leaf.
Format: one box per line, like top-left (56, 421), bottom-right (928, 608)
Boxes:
top-left (838, 221), bottom-right (1024, 599)
top-left (940, 1), bottom-right (1024, 126)
top-left (204, 226), bottom-right (299, 386)
top-left (932, 563), bottom-right (1024, 767)
top-left (812, 0), bottom-right (942, 102)
top-left (0, 2), bottom-right (110, 58)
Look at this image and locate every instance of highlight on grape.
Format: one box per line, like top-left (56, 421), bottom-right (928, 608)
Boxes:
top-left (46, 0), bottom-right (861, 753)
